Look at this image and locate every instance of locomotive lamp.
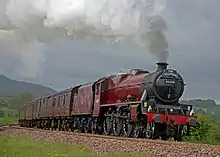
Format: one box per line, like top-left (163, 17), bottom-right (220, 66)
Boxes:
top-left (153, 114), bottom-right (162, 123)
top-left (188, 117), bottom-right (197, 126)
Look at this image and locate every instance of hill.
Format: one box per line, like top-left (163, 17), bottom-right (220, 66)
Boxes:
top-left (180, 99), bottom-right (217, 109)
top-left (0, 75), bottom-right (56, 98)
top-left (181, 99), bottom-right (220, 119)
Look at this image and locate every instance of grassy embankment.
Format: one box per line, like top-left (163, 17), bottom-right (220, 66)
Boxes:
top-left (0, 135), bottom-right (148, 157)
top-left (0, 117), bottom-right (17, 124)
top-left (0, 108), bottom-right (17, 124)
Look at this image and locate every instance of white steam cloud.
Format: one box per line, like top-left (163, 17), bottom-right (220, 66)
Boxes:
top-left (0, 0), bottom-right (167, 78)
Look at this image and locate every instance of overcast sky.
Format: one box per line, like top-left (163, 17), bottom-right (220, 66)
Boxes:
top-left (0, 0), bottom-right (220, 102)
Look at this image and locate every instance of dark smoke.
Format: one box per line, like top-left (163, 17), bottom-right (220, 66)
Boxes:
top-left (0, 0), bottom-right (168, 77)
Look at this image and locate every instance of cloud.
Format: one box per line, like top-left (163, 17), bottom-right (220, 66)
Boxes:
top-left (0, 0), bottom-right (220, 102)
top-left (37, 40), bottom-right (157, 90)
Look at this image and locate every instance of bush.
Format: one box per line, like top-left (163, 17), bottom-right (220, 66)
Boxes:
top-left (184, 114), bottom-right (220, 145)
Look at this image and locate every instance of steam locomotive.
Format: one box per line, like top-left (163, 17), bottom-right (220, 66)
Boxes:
top-left (18, 62), bottom-right (197, 141)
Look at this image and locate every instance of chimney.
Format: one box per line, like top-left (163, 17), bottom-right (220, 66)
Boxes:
top-left (156, 62), bottom-right (168, 71)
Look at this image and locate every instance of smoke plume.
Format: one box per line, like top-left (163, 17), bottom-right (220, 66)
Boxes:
top-left (0, 0), bottom-right (168, 78)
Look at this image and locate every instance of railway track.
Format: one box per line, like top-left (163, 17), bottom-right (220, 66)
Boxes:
top-left (1, 124), bottom-right (182, 145)
top-left (0, 124), bottom-right (18, 127)
top-left (12, 125), bottom-right (175, 145)
top-left (2, 124), bottom-right (220, 149)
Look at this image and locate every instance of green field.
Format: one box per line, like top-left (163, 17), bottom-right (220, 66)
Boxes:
top-left (0, 135), bottom-right (148, 157)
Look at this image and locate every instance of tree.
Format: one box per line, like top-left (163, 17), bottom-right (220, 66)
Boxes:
top-left (0, 99), bottom-right (9, 108)
top-left (8, 92), bottom-right (34, 110)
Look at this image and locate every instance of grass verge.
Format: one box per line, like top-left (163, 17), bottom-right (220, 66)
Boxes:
top-left (0, 135), bottom-right (149, 157)
top-left (0, 117), bottom-right (17, 124)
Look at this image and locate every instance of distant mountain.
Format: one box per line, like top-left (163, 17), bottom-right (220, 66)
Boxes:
top-left (0, 75), bottom-right (56, 98)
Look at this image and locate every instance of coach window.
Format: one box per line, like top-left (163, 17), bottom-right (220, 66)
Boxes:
top-left (59, 96), bottom-right (61, 106)
top-left (39, 100), bottom-right (42, 111)
top-left (46, 97), bottom-right (49, 109)
top-left (57, 96), bottom-right (60, 107)
top-left (63, 96), bottom-right (64, 106)
top-left (43, 99), bottom-right (46, 109)
top-left (35, 102), bottom-right (37, 111)
top-left (61, 96), bottom-right (64, 106)
top-left (63, 95), bottom-right (65, 105)
top-left (52, 98), bottom-right (56, 107)
top-left (60, 96), bottom-right (62, 106)
top-left (45, 99), bottom-right (47, 109)
top-left (61, 96), bottom-right (62, 106)
top-left (62, 96), bottom-right (64, 104)
top-left (65, 94), bottom-right (68, 103)
top-left (61, 96), bottom-right (63, 105)
top-left (73, 93), bottom-right (77, 102)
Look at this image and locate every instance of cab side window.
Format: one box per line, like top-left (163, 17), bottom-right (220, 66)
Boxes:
top-left (95, 84), bottom-right (100, 95)
top-left (101, 81), bottom-right (107, 92)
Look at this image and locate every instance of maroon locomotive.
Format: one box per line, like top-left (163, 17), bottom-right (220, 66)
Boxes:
top-left (18, 62), bottom-right (197, 141)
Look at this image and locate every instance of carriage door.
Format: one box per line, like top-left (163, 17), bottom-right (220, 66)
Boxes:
top-left (93, 82), bottom-right (102, 116)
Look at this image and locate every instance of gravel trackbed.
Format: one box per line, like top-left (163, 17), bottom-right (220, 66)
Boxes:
top-left (1, 126), bottom-right (220, 157)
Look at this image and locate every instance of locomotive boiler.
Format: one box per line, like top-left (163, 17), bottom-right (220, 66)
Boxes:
top-left (18, 62), bottom-right (197, 141)
top-left (102, 62), bottom-right (184, 104)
